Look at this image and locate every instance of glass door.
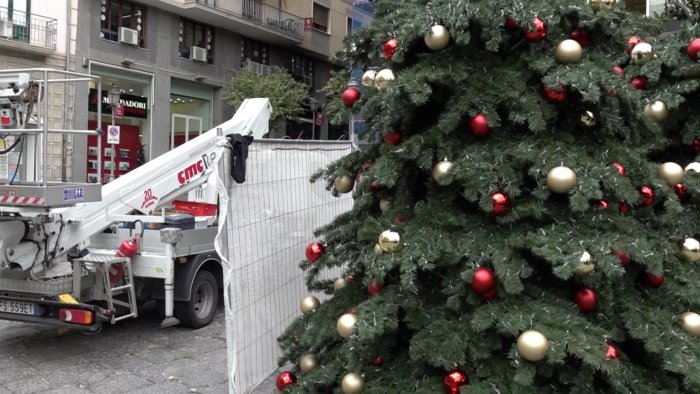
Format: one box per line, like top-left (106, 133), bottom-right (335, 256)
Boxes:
top-left (171, 113), bottom-right (203, 149)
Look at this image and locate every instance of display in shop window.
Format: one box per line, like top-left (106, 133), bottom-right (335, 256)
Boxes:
top-left (87, 121), bottom-right (142, 182)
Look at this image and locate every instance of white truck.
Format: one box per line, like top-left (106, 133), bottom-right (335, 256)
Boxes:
top-left (0, 68), bottom-right (270, 331)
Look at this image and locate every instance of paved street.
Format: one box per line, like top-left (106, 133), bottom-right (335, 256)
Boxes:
top-left (0, 301), bottom-right (230, 394)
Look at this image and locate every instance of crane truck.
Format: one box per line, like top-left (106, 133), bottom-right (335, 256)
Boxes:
top-left (0, 68), bottom-right (270, 331)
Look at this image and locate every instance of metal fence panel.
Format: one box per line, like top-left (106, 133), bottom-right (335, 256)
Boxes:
top-left (219, 139), bottom-right (353, 393)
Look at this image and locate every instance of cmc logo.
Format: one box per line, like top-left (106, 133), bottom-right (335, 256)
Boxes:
top-left (177, 153), bottom-right (215, 184)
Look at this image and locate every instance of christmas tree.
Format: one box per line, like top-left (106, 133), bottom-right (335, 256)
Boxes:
top-left (277, 1), bottom-right (700, 392)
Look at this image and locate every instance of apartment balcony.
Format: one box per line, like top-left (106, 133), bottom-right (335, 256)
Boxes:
top-left (0, 7), bottom-right (57, 57)
top-left (154, 0), bottom-right (304, 46)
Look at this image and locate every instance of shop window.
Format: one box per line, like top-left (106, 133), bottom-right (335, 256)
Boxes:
top-left (312, 2), bottom-right (329, 33)
top-left (0, 0), bottom-right (29, 43)
top-left (291, 54), bottom-right (314, 88)
top-left (100, 0), bottom-right (146, 47)
top-left (179, 19), bottom-right (215, 64)
top-left (241, 37), bottom-right (269, 68)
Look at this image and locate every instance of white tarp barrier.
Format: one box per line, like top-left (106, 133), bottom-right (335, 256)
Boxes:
top-left (215, 139), bottom-right (353, 393)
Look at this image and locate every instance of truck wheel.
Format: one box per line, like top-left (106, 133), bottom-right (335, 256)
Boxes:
top-left (175, 270), bottom-right (218, 328)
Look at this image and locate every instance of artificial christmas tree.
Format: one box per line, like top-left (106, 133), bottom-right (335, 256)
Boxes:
top-left (278, 1), bottom-right (700, 392)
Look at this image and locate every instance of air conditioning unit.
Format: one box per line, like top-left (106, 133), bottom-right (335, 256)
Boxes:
top-left (118, 27), bottom-right (139, 46)
top-left (190, 46), bottom-right (208, 62)
top-left (0, 19), bottom-right (13, 38)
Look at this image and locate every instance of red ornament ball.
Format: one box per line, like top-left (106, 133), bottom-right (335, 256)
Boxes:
top-left (687, 38), bottom-right (700, 61)
top-left (368, 281), bottom-right (386, 297)
top-left (644, 270), bottom-right (665, 288)
top-left (618, 200), bottom-right (630, 214)
top-left (383, 130), bottom-right (402, 146)
top-left (613, 65), bottom-right (625, 76)
top-left (542, 85), bottom-right (567, 103)
top-left (383, 37), bottom-right (399, 60)
top-left (369, 183), bottom-right (384, 191)
top-left (481, 288), bottom-right (497, 301)
top-left (674, 183), bottom-right (690, 201)
top-left (394, 213), bottom-right (407, 224)
top-left (342, 87), bottom-right (361, 108)
top-left (370, 355), bottom-right (383, 366)
top-left (491, 191), bottom-right (511, 216)
top-left (606, 342), bottom-right (620, 360)
top-left (612, 249), bottom-right (630, 267)
top-left (469, 113), bottom-right (490, 137)
top-left (610, 162), bottom-right (626, 176)
top-left (275, 371), bottom-right (297, 391)
top-left (627, 36), bottom-right (644, 54)
top-left (504, 16), bottom-right (518, 31)
top-left (443, 368), bottom-right (469, 392)
top-left (596, 199), bottom-right (609, 210)
top-left (574, 288), bottom-right (597, 313)
top-left (631, 76), bottom-right (647, 90)
top-left (523, 17), bottom-right (547, 43)
top-left (693, 138), bottom-right (700, 154)
top-left (569, 28), bottom-right (591, 47)
top-left (305, 242), bottom-right (325, 262)
top-left (471, 267), bottom-right (497, 294)
top-left (638, 186), bottom-right (654, 207)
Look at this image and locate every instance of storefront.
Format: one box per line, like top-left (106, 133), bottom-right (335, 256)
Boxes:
top-left (170, 79), bottom-right (212, 148)
top-left (87, 64), bottom-right (153, 183)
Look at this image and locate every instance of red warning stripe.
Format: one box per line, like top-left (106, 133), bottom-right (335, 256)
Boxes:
top-left (0, 195), bottom-right (45, 205)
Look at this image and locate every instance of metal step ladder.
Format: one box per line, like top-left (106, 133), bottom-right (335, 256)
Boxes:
top-left (80, 254), bottom-right (138, 324)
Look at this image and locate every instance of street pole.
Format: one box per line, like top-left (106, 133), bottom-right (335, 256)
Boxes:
top-left (107, 84), bottom-right (120, 183)
top-left (109, 108), bottom-right (115, 182)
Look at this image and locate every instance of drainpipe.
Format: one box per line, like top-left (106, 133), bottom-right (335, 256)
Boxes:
top-left (61, 0), bottom-right (72, 181)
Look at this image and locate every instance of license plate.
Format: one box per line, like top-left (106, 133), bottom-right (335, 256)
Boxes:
top-left (0, 300), bottom-right (35, 315)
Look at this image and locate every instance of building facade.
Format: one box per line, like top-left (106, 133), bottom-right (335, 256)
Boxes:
top-left (71, 0), bottom-right (357, 183)
top-left (0, 0), bottom-right (76, 182)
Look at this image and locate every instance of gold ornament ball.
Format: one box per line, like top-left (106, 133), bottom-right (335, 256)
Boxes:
top-left (658, 162), bottom-right (684, 186)
top-left (680, 312), bottom-right (700, 337)
top-left (575, 251), bottom-right (596, 276)
top-left (685, 162), bottom-right (700, 173)
top-left (424, 24), bottom-right (450, 51)
top-left (334, 277), bottom-right (348, 291)
top-left (681, 67), bottom-right (700, 79)
top-left (378, 230), bottom-right (403, 252)
top-left (300, 354), bottom-right (319, 374)
top-left (361, 70), bottom-right (376, 87)
top-left (341, 373), bottom-right (365, 394)
top-left (580, 111), bottom-right (596, 128)
top-left (590, 0), bottom-right (616, 11)
top-left (432, 159), bottom-right (454, 183)
top-left (644, 101), bottom-right (668, 123)
top-left (630, 42), bottom-right (654, 64)
top-left (379, 198), bottom-right (392, 214)
top-left (300, 295), bottom-right (320, 315)
top-left (337, 313), bottom-right (357, 338)
top-left (681, 238), bottom-right (700, 262)
top-left (373, 243), bottom-right (384, 255)
top-left (334, 175), bottom-right (354, 194)
top-left (546, 166), bottom-right (577, 193)
top-left (374, 69), bottom-right (395, 91)
top-left (517, 330), bottom-right (549, 361)
top-left (555, 39), bottom-right (583, 64)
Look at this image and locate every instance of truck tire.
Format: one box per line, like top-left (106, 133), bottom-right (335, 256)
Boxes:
top-left (175, 270), bottom-right (218, 328)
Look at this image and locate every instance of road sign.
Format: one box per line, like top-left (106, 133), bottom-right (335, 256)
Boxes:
top-left (107, 125), bottom-right (120, 144)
